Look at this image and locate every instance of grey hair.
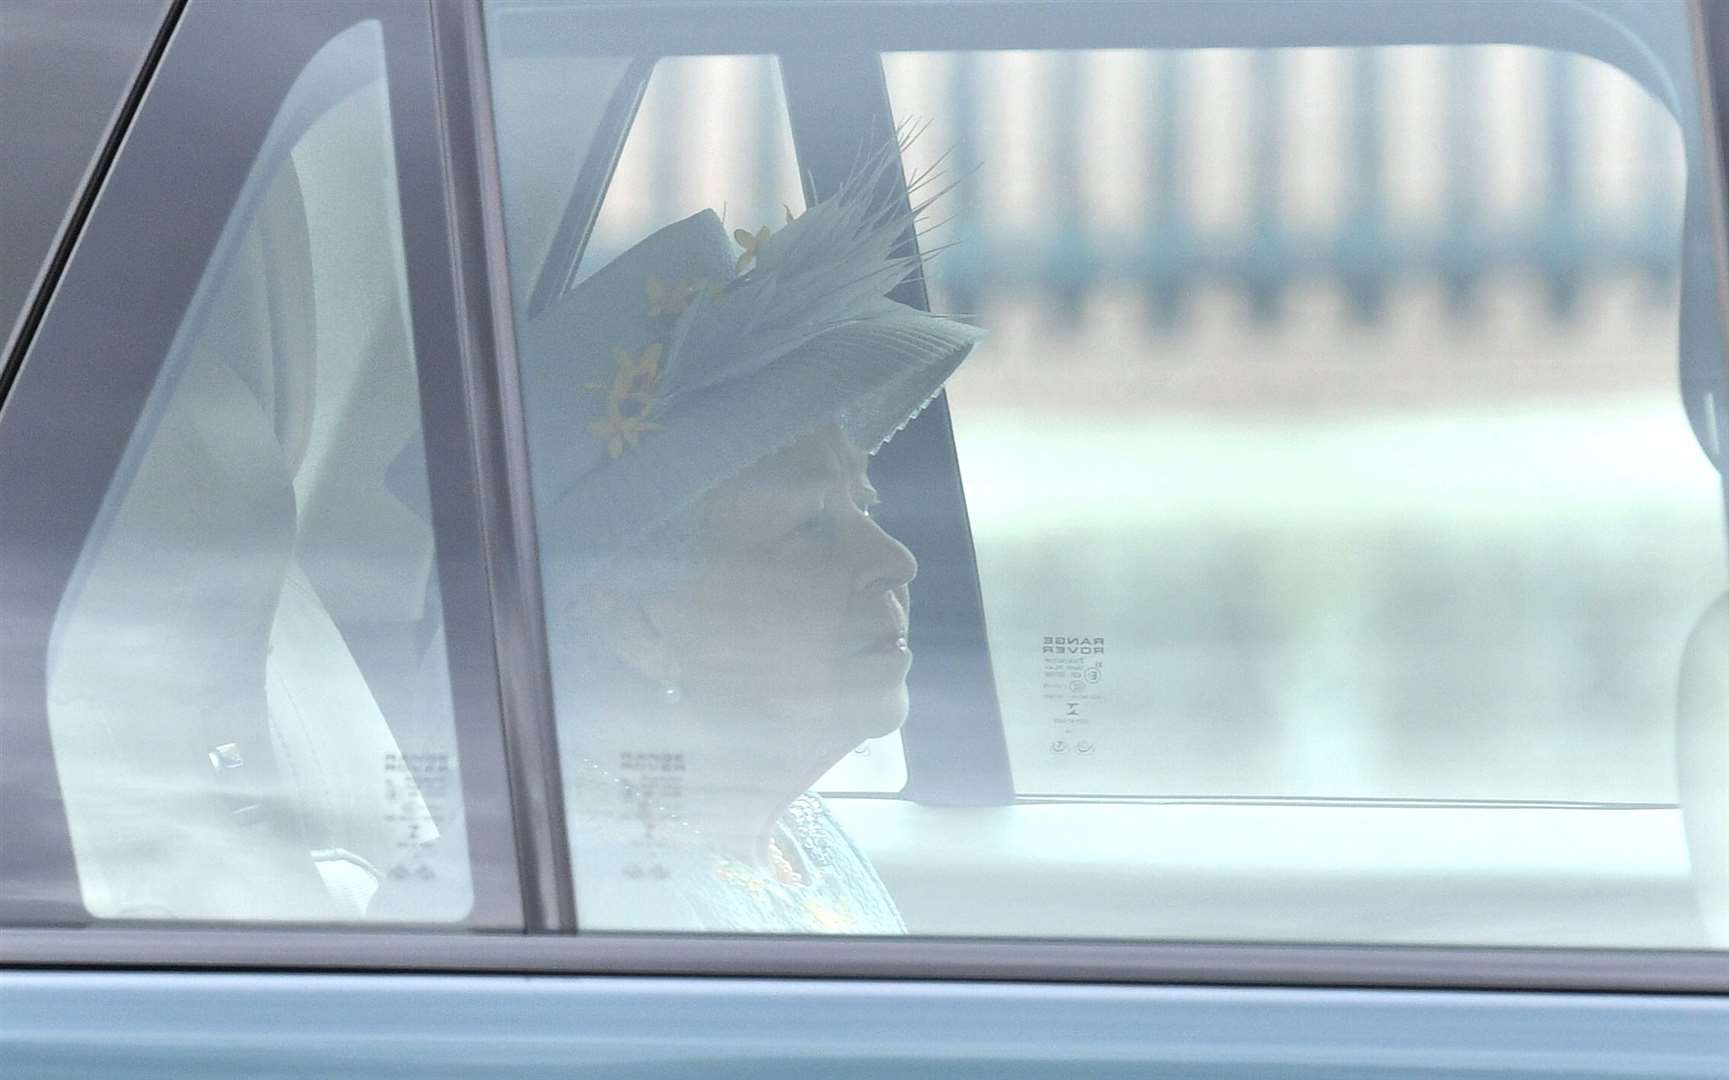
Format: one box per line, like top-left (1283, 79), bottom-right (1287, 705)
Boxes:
top-left (544, 500), bottom-right (704, 665)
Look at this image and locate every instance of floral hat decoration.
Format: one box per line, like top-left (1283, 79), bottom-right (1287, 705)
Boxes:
top-left (519, 130), bottom-right (984, 589)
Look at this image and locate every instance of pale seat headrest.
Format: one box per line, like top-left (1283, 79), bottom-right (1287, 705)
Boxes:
top-left (267, 564), bottom-right (438, 916)
top-left (46, 356), bottom-right (335, 919)
top-left (254, 157), bottom-right (439, 914)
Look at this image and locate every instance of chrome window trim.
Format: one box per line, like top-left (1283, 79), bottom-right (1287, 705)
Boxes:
top-left (2, 928), bottom-right (1727, 994)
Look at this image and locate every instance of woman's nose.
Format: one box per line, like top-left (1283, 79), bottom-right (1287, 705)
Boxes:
top-left (850, 513), bottom-right (917, 594)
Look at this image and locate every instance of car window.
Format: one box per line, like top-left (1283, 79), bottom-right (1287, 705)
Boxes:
top-left (889, 43), bottom-right (1709, 805)
top-left (503, 46), bottom-right (910, 797)
top-left (12, 19), bottom-right (476, 923)
top-left (0, 0), bottom-right (170, 360)
top-left (487, 0), bottom-right (1729, 948)
top-left (881, 37), bottom-right (1727, 947)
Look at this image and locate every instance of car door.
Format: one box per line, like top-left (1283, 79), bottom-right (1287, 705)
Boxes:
top-left (4, 1), bottom-right (1729, 1077)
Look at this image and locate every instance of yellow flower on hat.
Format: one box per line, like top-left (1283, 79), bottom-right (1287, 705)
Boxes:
top-left (587, 343), bottom-right (661, 399)
top-left (733, 225), bottom-right (771, 273)
top-left (587, 342), bottom-right (664, 457)
top-left (589, 396), bottom-right (660, 459)
top-left (646, 276), bottom-right (704, 317)
top-left (621, 342), bottom-right (661, 397)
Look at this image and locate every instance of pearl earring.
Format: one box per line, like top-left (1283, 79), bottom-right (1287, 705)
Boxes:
top-left (659, 679), bottom-right (684, 706)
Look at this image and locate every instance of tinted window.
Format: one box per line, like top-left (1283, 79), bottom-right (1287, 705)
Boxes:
top-left (891, 44), bottom-right (1705, 804)
top-left (490, 0), bottom-right (1729, 948)
top-left (7, 20), bottom-right (476, 923)
top-left (0, 0), bottom-right (170, 358)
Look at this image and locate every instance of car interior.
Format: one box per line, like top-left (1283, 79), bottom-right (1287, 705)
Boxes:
top-left (45, 22), bottom-right (466, 922)
top-left (23, 0), bottom-right (1729, 948)
top-left (500, 0), bottom-right (1729, 947)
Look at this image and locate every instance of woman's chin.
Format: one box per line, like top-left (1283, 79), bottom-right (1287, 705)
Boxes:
top-left (843, 684), bottom-right (909, 742)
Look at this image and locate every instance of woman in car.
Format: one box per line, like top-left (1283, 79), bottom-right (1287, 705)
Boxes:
top-left (518, 139), bottom-right (981, 933)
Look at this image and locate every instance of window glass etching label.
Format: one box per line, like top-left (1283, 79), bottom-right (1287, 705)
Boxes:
top-left (385, 752), bottom-right (449, 881)
top-left (1042, 636), bottom-right (1105, 755)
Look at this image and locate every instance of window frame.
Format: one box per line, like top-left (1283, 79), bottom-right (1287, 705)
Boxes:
top-left (0, 0), bottom-right (530, 930)
top-left (0, 0), bottom-right (178, 407)
top-left (466, 0), bottom-right (1729, 984)
top-left (6, 0), bottom-right (1729, 996)
top-left (3, 922), bottom-right (1729, 993)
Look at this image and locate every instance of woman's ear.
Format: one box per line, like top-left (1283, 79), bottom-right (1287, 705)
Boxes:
top-left (586, 588), bottom-right (680, 685)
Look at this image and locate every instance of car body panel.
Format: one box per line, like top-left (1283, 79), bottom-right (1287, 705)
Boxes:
top-left (3, 970), bottom-right (1728, 1079)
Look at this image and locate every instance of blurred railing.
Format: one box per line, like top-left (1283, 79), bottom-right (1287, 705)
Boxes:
top-left (929, 49), bottom-right (1682, 326)
top-left (600, 49), bottom-right (1684, 331)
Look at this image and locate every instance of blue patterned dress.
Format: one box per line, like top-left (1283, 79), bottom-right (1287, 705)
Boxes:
top-left (564, 765), bottom-right (906, 934)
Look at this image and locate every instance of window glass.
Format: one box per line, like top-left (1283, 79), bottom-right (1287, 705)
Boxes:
top-left (43, 20), bottom-right (474, 922)
top-left (490, 26), bottom-right (927, 928)
top-left (570, 55), bottom-right (909, 796)
top-left (887, 45), bottom-right (1711, 804)
top-left (491, 0), bottom-right (1729, 948)
top-left (572, 56), bottom-right (801, 282)
top-left (485, 41), bottom-right (637, 309)
top-left (0, 0), bottom-right (171, 357)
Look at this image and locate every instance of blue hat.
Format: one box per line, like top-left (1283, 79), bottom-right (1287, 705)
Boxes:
top-left (518, 141), bottom-right (984, 591)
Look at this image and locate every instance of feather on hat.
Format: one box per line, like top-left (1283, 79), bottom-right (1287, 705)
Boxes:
top-left (518, 132), bottom-right (983, 591)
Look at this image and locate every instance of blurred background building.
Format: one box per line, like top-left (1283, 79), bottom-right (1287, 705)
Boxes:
top-left (578, 46), bottom-right (1720, 804)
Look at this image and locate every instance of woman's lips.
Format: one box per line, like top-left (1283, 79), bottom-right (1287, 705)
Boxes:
top-left (850, 629), bottom-right (910, 657)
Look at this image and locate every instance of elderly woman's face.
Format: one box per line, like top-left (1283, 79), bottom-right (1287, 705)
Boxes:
top-left (642, 426), bottom-right (918, 749)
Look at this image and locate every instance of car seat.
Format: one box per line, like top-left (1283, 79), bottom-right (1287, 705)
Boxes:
top-left (46, 140), bottom-right (435, 920)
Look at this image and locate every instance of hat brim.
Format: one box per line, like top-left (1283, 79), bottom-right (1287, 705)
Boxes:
top-left (539, 301), bottom-right (982, 586)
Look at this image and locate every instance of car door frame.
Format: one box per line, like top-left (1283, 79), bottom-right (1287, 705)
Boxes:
top-left (5, 0), bottom-right (1729, 1005)
top-left (0, 0), bottom-right (530, 930)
